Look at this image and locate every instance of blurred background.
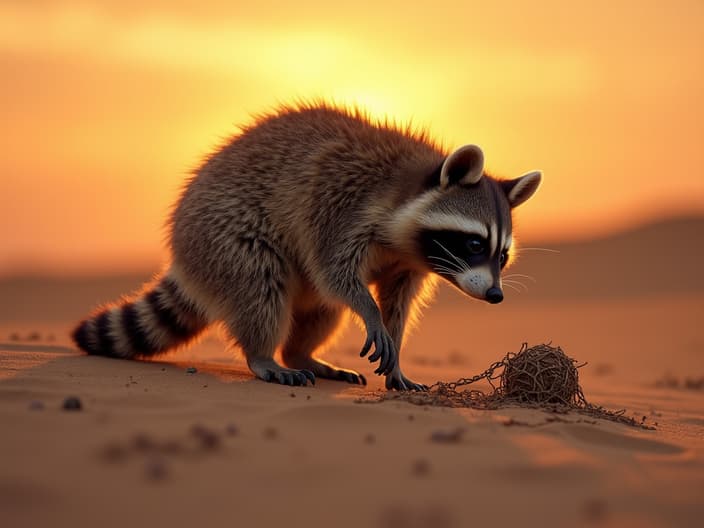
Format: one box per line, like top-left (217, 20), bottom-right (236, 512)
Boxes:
top-left (1, 0), bottom-right (703, 384)
top-left (1, 0), bottom-right (703, 275)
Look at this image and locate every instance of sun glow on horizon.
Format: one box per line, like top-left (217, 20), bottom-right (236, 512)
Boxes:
top-left (1, 1), bottom-right (703, 274)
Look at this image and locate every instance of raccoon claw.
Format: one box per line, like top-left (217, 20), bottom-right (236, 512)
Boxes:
top-left (260, 367), bottom-right (315, 386)
top-left (301, 370), bottom-right (316, 385)
top-left (385, 372), bottom-right (427, 391)
top-left (336, 370), bottom-right (366, 386)
top-left (360, 327), bottom-right (396, 376)
top-left (359, 335), bottom-right (374, 358)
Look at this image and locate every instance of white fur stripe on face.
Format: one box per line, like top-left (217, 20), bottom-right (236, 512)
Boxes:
top-left (421, 213), bottom-right (489, 238)
top-left (386, 189), bottom-right (444, 252)
top-left (489, 224), bottom-right (498, 256)
top-left (499, 226), bottom-right (509, 256)
top-left (505, 234), bottom-right (513, 250)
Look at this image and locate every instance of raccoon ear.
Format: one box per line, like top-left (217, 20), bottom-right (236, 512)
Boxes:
top-left (440, 145), bottom-right (484, 188)
top-left (502, 170), bottom-right (542, 208)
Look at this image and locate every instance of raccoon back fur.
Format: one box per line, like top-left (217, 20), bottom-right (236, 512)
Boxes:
top-left (72, 102), bottom-right (542, 390)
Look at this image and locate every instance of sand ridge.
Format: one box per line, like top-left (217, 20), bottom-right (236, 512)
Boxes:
top-left (1, 330), bottom-right (703, 528)
top-left (2, 234), bottom-right (703, 527)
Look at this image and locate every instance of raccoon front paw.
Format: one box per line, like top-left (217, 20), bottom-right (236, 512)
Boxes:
top-left (359, 326), bottom-right (396, 376)
top-left (385, 370), bottom-right (428, 391)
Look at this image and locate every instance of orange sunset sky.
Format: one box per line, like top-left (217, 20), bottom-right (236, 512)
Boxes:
top-left (1, 0), bottom-right (703, 274)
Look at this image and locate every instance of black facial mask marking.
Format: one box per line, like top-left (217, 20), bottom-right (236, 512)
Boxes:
top-left (418, 229), bottom-right (492, 277)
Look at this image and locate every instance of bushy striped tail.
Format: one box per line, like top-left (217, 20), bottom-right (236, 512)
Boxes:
top-left (72, 275), bottom-right (208, 359)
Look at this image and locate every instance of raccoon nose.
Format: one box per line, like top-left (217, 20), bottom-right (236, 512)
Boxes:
top-left (485, 287), bottom-right (503, 304)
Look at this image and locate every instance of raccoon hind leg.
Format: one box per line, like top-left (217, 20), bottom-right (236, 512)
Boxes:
top-left (282, 304), bottom-right (366, 386)
top-left (222, 238), bottom-right (315, 387)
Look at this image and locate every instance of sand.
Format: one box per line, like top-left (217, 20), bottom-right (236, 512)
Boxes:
top-left (2, 287), bottom-right (703, 528)
top-left (2, 219), bottom-right (704, 527)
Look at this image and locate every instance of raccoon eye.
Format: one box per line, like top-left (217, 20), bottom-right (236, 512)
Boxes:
top-left (466, 237), bottom-right (485, 255)
top-left (500, 250), bottom-right (509, 268)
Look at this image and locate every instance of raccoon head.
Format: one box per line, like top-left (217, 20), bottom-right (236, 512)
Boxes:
top-left (391, 145), bottom-right (541, 303)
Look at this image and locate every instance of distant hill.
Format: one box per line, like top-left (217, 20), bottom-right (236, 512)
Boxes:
top-left (1, 215), bottom-right (703, 323)
top-left (0, 273), bottom-right (154, 323)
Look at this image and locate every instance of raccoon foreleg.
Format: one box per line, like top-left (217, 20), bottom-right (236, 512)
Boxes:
top-left (350, 284), bottom-right (397, 376)
top-left (319, 239), bottom-right (397, 376)
top-left (377, 270), bottom-right (429, 391)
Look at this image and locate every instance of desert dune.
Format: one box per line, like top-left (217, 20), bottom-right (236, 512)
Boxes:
top-left (1, 217), bottom-right (703, 528)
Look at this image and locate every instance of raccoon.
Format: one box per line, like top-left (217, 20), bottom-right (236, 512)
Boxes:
top-left (72, 102), bottom-right (541, 391)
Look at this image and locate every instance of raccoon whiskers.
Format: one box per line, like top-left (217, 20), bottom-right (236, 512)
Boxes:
top-left (432, 266), bottom-right (457, 278)
top-left (429, 262), bottom-right (460, 274)
top-left (502, 283), bottom-right (525, 293)
top-left (502, 282), bottom-right (522, 293)
top-left (432, 240), bottom-right (470, 273)
top-left (502, 278), bottom-right (528, 291)
top-left (503, 273), bottom-right (536, 283)
top-left (428, 256), bottom-right (463, 273)
top-left (514, 247), bottom-right (560, 254)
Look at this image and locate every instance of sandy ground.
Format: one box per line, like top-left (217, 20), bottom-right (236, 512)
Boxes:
top-left (1, 288), bottom-right (703, 528)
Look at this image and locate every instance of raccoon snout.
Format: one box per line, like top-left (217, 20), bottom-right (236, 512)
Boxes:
top-left (485, 287), bottom-right (503, 304)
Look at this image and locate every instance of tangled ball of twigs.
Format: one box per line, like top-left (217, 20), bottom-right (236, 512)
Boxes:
top-left (501, 343), bottom-right (582, 405)
top-left (361, 343), bottom-right (654, 430)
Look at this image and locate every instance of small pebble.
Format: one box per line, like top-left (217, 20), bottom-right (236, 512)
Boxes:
top-left (101, 443), bottom-right (128, 463)
top-left (198, 433), bottom-right (220, 450)
top-left (289, 392), bottom-right (296, 398)
top-left (225, 423), bottom-right (239, 436)
top-left (411, 458), bottom-right (431, 476)
top-left (62, 396), bottom-right (82, 411)
top-left (582, 498), bottom-right (608, 522)
top-left (27, 331), bottom-right (41, 341)
top-left (144, 457), bottom-right (168, 481)
top-left (132, 433), bottom-right (156, 451)
top-left (28, 400), bottom-right (45, 411)
top-left (186, 367), bottom-right (197, 374)
top-left (306, 395), bottom-right (311, 400)
top-left (190, 423), bottom-right (210, 437)
top-left (161, 367), bottom-right (166, 372)
top-left (190, 424), bottom-right (221, 450)
top-left (364, 433), bottom-right (376, 445)
top-left (408, 414), bottom-right (415, 421)
top-left (430, 427), bottom-right (464, 444)
top-left (263, 427), bottom-right (278, 439)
